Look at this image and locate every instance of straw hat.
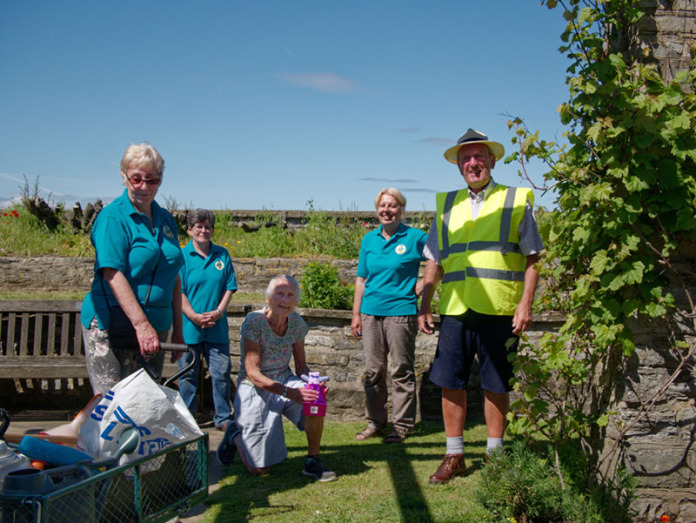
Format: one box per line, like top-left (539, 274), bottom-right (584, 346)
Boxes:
top-left (443, 128), bottom-right (505, 164)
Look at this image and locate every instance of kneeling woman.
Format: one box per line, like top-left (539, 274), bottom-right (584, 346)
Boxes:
top-left (217, 275), bottom-right (336, 482)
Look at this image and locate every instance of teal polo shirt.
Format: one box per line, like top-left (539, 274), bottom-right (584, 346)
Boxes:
top-left (180, 241), bottom-right (238, 344)
top-left (357, 223), bottom-right (427, 316)
top-left (81, 190), bottom-right (184, 331)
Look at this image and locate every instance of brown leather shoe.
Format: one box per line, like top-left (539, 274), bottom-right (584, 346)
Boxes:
top-left (429, 453), bottom-right (466, 484)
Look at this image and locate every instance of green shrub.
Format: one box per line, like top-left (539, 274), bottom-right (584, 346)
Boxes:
top-left (475, 441), bottom-right (636, 523)
top-left (476, 441), bottom-right (566, 522)
top-left (299, 261), bottom-right (354, 310)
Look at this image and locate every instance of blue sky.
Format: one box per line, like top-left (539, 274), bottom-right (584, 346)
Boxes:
top-left (0, 1), bottom-right (570, 212)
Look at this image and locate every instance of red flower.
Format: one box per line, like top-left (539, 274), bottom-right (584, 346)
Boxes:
top-left (661, 515), bottom-right (670, 522)
top-left (2, 213), bottom-right (6, 217)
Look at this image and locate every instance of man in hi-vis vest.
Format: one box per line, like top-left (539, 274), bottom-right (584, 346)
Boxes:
top-left (418, 129), bottom-right (543, 484)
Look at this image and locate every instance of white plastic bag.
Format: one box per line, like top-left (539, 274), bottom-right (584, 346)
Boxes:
top-left (77, 369), bottom-right (203, 464)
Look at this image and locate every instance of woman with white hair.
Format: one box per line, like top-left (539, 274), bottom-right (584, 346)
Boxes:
top-left (80, 142), bottom-right (184, 395)
top-left (352, 188), bottom-right (427, 444)
top-left (217, 275), bottom-right (336, 482)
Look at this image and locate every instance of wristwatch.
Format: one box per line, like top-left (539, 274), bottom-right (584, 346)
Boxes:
top-left (281, 386), bottom-right (288, 398)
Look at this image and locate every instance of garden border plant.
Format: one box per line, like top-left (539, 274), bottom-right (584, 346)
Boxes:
top-left (501, 0), bottom-right (696, 517)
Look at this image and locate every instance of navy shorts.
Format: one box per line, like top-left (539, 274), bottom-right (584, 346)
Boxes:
top-left (430, 309), bottom-right (518, 393)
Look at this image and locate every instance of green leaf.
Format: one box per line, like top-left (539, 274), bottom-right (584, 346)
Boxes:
top-left (645, 302), bottom-right (667, 317)
top-left (625, 174), bottom-right (650, 192)
top-left (623, 260), bottom-right (645, 284)
top-left (572, 226), bottom-right (590, 243)
top-left (589, 250), bottom-right (610, 275)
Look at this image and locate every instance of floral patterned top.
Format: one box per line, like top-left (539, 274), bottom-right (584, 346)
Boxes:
top-left (238, 308), bottom-right (309, 384)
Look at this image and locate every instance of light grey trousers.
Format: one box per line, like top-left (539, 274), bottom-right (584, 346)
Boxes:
top-left (361, 314), bottom-right (418, 432)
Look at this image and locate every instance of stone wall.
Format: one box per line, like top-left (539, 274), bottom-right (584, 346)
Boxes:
top-left (0, 256), bottom-right (357, 297)
top-left (598, 275), bottom-right (696, 522)
top-left (635, 0), bottom-right (696, 83)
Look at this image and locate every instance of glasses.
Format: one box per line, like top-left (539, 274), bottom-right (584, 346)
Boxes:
top-left (192, 224), bottom-right (213, 232)
top-left (128, 176), bottom-right (161, 187)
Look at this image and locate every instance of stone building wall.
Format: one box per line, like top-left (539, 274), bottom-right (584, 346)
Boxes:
top-left (605, 4), bottom-right (696, 520)
top-left (635, 0), bottom-right (696, 82)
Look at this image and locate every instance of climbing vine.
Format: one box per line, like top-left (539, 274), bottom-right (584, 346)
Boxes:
top-left (506, 0), bottom-right (696, 489)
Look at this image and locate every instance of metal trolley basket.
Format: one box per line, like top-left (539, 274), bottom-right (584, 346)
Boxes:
top-left (1, 344), bottom-right (209, 523)
top-left (1, 434), bottom-right (209, 523)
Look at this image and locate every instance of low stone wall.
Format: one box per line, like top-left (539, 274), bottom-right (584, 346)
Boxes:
top-left (0, 256), bottom-right (357, 297)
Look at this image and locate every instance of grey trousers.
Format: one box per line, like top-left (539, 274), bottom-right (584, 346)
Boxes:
top-left (361, 314), bottom-right (418, 431)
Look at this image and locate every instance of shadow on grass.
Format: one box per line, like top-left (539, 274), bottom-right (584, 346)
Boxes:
top-left (206, 419), bottom-right (489, 522)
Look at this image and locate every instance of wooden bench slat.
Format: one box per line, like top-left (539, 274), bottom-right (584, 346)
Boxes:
top-left (74, 312), bottom-right (82, 355)
top-left (6, 313), bottom-right (16, 356)
top-left (33, 313), bottom-right (43, 356)
top-left (0, 300), bottom-right (82, 313)
top-left (60, 312), bottom-right (70, 355)
top-left (0, 357), bottom-right (89, 379)
top-left (47, 313), bottom-right (56, 355)
top-left (19, 313), bottom-right (30, 357)
top-left (0, 312), bottom-right (4, 355)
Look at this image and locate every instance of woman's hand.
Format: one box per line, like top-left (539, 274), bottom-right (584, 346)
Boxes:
top-left (288, 385), bottom-right (319, 404)
top-left (351, 313), bottom-right (362, 340)
top-left (134, 321), bottom-right (160, 357)
top-left (192, 312), bottom-right (216, 328)
top-left (199, 310), bottom-right (220, 328)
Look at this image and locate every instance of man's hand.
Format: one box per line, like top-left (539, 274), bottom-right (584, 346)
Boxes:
top-left (512, 302), bottom-right (533, 335)
top-left (418, 310), bottom-right (435, 334)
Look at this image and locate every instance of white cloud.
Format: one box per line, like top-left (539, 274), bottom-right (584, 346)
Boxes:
top-left (418, 137), bottom-right (453, 146)
top-left (278, 72), bottom-right (357, 93)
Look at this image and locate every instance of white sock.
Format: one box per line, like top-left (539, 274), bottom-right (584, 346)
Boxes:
top-left (446, 436), bottom-right (464, 455)
top-left (486, 437), bottom-right (503, 454)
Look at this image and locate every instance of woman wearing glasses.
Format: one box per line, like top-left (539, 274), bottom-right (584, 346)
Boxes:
top-left (177, 209), bottom-right (237, 431)
top-left (80, 142), bottom-right (184, 395)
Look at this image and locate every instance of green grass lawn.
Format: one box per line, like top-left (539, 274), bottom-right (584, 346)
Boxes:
top-left (201, 420), bottom-right (492, 523)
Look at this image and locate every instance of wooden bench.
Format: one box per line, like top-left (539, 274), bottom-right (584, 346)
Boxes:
top-left (0, 300), bottom-right (180, 382)
top-left (0, 300), bottom-right (86, 380)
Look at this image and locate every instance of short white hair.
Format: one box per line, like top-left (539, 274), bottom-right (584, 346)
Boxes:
top-left (265, 274), bottom-right (301, 302)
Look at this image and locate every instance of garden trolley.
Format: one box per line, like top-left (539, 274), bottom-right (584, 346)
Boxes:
top-left (1, 344), bottom-right (209, 522)
top-left (0, 433), bottom-right (209, 522)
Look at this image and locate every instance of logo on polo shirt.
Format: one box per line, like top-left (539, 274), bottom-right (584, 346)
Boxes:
top-left (163, 225), bottom-right (175, 239)
top-left (215, 260), bottom-right (225, 270)
top-left (395, 244), bottom-right (406, 255)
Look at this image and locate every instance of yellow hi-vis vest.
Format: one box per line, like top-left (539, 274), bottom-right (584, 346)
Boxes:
top-left (436, 184), bottom-right (532, 316)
